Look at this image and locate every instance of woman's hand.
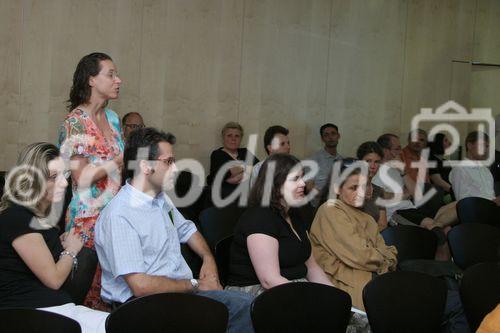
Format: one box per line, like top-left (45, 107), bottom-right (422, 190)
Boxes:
top-left (61, 227), bottom-right (84, 254)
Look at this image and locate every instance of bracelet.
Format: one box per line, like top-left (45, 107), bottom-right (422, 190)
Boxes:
top-left (60, 250), bottom-right (78, 279)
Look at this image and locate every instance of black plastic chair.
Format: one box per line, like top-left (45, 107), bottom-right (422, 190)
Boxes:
top-left (171, 170), bottom-right (206, 225)
top-left (460, 262), bottom-right (500, 331)
top-left (363, 271), bottom-right (447, 333)
top-left (447, 223), bottom-right (500, 270)
top-left (381, 225), bottom-right (437, 263)
top-left (251, 282), bottom-right (351, 333)
top-left (214, 235), bottom-right (234, 286)
top-left (199, 205), bottom-right (245, 249)
top-left (456, 197), bottom-right (499, 227)
top-left (0, 308), bottom-right (81, 332)
top-left (106, 292), bottom-right (228, 333)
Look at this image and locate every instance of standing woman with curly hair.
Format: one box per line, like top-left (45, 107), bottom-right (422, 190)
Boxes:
top-left (58, 52), bottom-right (124, 310)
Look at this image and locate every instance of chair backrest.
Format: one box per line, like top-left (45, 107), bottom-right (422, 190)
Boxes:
top-left (251, 282), bottom-right (351, 333)
top-left (199, 205), bottom-right (244, 249)
top-left (0, 308), bottom-right (81, 333)
top-left (181, 243), bottom-right (203, 278)
top-left (381, 225), bottom-right (437, 262)
top-left (61, 247), bottom-right (98, 305)
top-left (214, 235), bottom-right (234, 286)
top-left (106, 293), bottom-right (228, 333)
top-left (447, 223), bottom-right (500, 270)
top-left (363, 271), bottom-right (447, 333)
top-left (456, 197), bottom-right (499, 226)
top-left (460, 262), bottom-right (500, 331)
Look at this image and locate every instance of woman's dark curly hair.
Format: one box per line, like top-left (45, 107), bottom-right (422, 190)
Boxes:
top-left (249, 153), bottom-right (302, 219)
top-left (67, 52), bottom-right (112, 111)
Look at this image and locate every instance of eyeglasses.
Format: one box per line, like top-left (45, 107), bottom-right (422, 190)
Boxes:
top-left (156, 157), bottom-right (176, 166)
top-left (48, 171), bottom-right (71, 182)
top-left (124, 124), bottom-right (145, 130)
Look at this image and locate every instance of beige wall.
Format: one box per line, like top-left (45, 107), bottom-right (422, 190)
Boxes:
top-left (0, 0), bottom-right (499, 172)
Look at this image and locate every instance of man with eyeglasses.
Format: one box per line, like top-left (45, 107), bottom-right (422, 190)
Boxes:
top-left (122, 112), bottom-right (145, 139)
top-left (94, 127), bottom-right (254, 333)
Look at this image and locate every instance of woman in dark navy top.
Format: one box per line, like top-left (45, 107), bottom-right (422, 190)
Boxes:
top-left (226, 154), bottom-right (332, 296)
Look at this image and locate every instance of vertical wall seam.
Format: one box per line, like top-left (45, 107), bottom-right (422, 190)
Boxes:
top-left (236, 0), bottom-right (246, 122)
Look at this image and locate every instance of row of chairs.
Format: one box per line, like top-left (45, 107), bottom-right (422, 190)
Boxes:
top-left (3, 263), bottom-right (498, 332)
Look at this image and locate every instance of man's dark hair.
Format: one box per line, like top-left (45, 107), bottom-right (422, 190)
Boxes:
top-left (123, 127), bottom-right (176, 182)
top-left (465, 131), bottom-right (489, 151)
top-left (263, 125), bottom-right (289, 155)
top-left (377, 133), bottom-right (399, 150)
top-left (356, 141), bottom-right (384, 160)
top-left (122, 112), bottom-right (143, 125)
top-left (319, 123), bottom-right (339, 137)
top-left (249, 153), bottom-right (301, 219)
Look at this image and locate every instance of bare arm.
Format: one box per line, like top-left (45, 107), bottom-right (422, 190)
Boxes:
top-left (430, 174), bottom-right (451, 193)
top-left (186, 232), bottom-right (221, 288)
top-left (305, 253), bottom-right (333, 286)
top-left (377, 209), bottom-right (388, 231)
top-left (247, 234), bottom-right (290, 289)
top-left (124, 273), bottom-right (193, 297)
top-left (12, 229), bottom-right (83, 290)
top-left (70, 155), bottom-right (123, 189)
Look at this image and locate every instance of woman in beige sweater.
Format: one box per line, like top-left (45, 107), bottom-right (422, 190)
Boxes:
top-left (310, 167), bottom-right (397, 310)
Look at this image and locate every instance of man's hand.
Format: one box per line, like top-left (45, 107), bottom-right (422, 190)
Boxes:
top-left (199, 256), bottom-right (218, 279)
top-left (198, 275), bottom-right (223, 291)
top-left (199, 256), bottom-right (222, 290)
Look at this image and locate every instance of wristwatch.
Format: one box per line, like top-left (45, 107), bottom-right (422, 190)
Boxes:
top-left (190, 278), bottom-right (199, 292)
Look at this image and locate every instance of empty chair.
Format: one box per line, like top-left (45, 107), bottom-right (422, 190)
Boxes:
top-left (214, 235), bottom-right (234, 286)
top-left (251, 282), bottom-right (351, 333)
top-left (363, 271), bottom-right (447, 333)
top-left (460, 262), bottom-right (500, 331)
top-left (381, 225), bottom-right (437, 263)
top-left (106, 293), bottom-right (228, 333)
top-left (456, 197), bottom-right (499, 227)
top-left (199, 205), bottom-right (245, 249)
top-left (447, 223), bottom-right (500, 270)
top-left (0, 308), bottom-right (81, 333)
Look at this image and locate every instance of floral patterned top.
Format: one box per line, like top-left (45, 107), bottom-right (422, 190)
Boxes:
top-left (58, 108), bottom-right (124, 248)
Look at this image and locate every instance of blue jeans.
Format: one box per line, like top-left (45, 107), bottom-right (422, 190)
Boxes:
top-left (197, 290), bottom-right (254, 333)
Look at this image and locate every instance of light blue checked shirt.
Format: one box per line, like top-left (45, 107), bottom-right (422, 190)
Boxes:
top-left (95, 182), bottom-right (198, 303)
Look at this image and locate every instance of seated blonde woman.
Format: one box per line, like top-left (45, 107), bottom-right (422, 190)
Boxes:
top-left (0, 143), bottom-right (108, 332)
top-left (310, 166), bottom-right (398, 310)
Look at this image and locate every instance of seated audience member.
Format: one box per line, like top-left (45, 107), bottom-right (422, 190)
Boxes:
top-left (318, 143), bottom-right (389, 231)
top-left (226, 153), bottom-right (333, 297)
top-left (373, 134), bottom-right (456, 259)
top-left (428, 133), bottom-right (453, 196)
top-left (95, 128), bottom-right (253, 333)
top-left (356, 142), bottom-right (389, 231)
top-left (206, 122), bottom-right (259, 203)
top-left (449, 131), bottom-right (500, 205)
top-left (122, 112), bottom-right (145, 139)
top-left (310, 166), bottom-right (398, 310)
top-left (373, 133), bottom-right (434, 226)
top-left (250, 125), bottom-right (291, 187)
top-left (0, 143), bottom-right (108, 332)
top-left (401, 128), bottom-right (430, 184)
top-left (307, 123), bottom-right (343, 206)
